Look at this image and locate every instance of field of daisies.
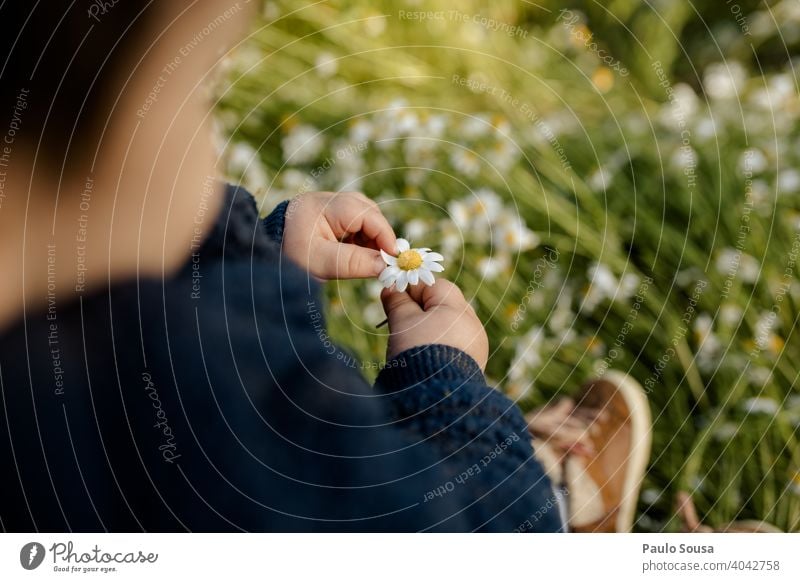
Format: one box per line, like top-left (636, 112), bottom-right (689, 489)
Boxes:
top-left (217, 0), bottom-right (800, 531)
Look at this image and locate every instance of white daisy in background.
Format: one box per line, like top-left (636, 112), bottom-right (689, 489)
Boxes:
top-left (670, 146), bottom-right (698, 170)
top-left (486, 138), bottom-right (520, 173)
top-left (477, 254), bottom-right (510, 280)
top-left (750, 73), bottom-right (796, 110)
top-left (777, 168), bottom-right (800, 194)
top-left (582, 263), bottom-right (616, 312)
top-left (262, 1), bottom-right (279, 20)
top-left (753, 310), bottom-right (782, 352)
top-left (492, 114), bottom-right (512, 136)
top-left (582, 263), bottom-right (639, 311)
top-left (229, 44), bottom-right (263, 73)
top-left (228, 142), bottom-right (256, 168)
top-left (675, 267), bottom-right (705, 289)
top-left (674, 83), bottom-right (699, 118)
top-left (737, 148), bottom-right (769, 174)
top-left (438, 219), bottom-right (463, 255)
top-left (693, 313), bottom-right (722, 372)
top-left (447, 199), bottom-right (472, 230)
top-left (403, 137), bottom-right (437, 167)
top-left (422, 113), bottom-right (447, 138)
top-left (509, 326), bottom-right (545, 382)
top-left (719, 303), bottom-right (744, 327)
top-left (349, 118), bottom-right (374, 143)
top-left (314, 51), bottom-right (338, 78)
top-left (588, 166), bottom-right (613, 191)
top-left (741, 396), bottom-right (780, 415)
top-left (379, 238), bottom-right (444, 292)
top-left (450, 149), bottom-right (481, 177)
top-left (363, 280), bottom-right (385, 324)
top-left (468, 188), bottom-right (504, 223)
top-left (715, 248), bottom-right (760, 284)
top-left (394, 109), bottom-right (420, 135)
top-left (405, 168), bottom-right (427, 186)
top-left (330, 139), bottom-right (366, 190)
top-left (619, 273), bottom-right (641, 298)
top-left (493, 217), bottom-right (540, 253)
top-left (712, 422), bottom-right (739, 441)
top-left (281, 168), bottom-right (314, 191)
top-left (227, 142), bottom-right (268, 192)
top-left (693, 116), bottom-right (717, 141)
top-left (374, 99), bottom-right (419, 143)
top-left (790, 473), bottom-right (800, 497)
top-left (467, 189), bottom-right (505, 238)
top-left (460, 114), bottom-right (491, 139)
top-left (403, 218), bottom-right (428, 242)
top-left (550, 293), bottom-right (576, 344)
top-left (747, 366), bottom-right (773, 387)
top-left (658, 83), bottom-right (698, 129)
top-left (363, 12), bottom-right (386, 37)
top-left (281, 124), bottom-right (324, 164)
top-left (703, 61), bottom-right (746, 100)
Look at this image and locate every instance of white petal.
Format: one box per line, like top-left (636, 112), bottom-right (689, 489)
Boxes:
top-left (417, 248), bottom-right (432, 253)
top-left (395, 271), bottom-right (408, 292)
top-left (380, 249), bottom-right (397, 265)
top-left (425, 261), bottom-right (445, 272)
top-left (379, 265), bottom-right (400, 283)
top-left (422, 251), bottom-right (444, 262)
top-left (396, 238), bottom-right (410, 252)
top-left (407, 270), bottom-right (419, 285)
top-left (419, 269), bottom-right (435, 286)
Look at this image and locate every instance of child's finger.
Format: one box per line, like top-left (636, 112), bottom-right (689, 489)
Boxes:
top-left (415, 279), bottom-right (468, 311)
top-left (328, 195), bottom-right (397, 254)
top-left (380, 287), bottom-right (421, 323)
top-left (313, 240), bottom-right (386, 279)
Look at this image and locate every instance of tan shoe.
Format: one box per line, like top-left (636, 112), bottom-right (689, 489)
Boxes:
top-left (526, 371), bottom-right (652, 532)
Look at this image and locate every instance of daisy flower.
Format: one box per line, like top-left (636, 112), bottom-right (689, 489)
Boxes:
top-left (741, 397), bottom-right (780, 416)
top-left (281, 124), bottom-right (324, 164)
top-left (379, 238), bottom-right (444, 292)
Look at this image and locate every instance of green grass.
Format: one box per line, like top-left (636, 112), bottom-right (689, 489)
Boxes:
top-left (219, 0), bottom-right (800, 531)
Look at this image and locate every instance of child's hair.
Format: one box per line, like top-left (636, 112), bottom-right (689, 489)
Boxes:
top-left (0, 2), bottom-right (154, 167)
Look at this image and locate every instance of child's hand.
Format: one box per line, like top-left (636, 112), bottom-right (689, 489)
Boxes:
top-left (380, 279), bottom-right (489, 370)
top-left (283, 191), bottom-right (397, 279)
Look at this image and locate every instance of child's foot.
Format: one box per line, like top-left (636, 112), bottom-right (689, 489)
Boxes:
top-left (526, 371), bottom-right (652, 532)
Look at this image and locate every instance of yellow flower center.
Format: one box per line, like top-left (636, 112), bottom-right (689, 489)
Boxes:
top-left (396, 250), bottom-right (423, 271)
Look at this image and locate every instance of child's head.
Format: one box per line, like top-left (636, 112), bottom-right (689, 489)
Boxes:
top-left (0, 2), bottom-right (252, 170)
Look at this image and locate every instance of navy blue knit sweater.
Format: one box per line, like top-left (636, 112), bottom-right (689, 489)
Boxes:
top-left (0, 184), bottom-right (560, 532)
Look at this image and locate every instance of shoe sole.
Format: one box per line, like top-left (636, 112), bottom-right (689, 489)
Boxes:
top-left (601, 370), bottom-right (652, 532)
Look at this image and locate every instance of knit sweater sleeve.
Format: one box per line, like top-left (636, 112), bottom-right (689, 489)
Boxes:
top-left (375, 344), bottom-right (563, 531)
top-left (263, 199), bottom-right (290, 245)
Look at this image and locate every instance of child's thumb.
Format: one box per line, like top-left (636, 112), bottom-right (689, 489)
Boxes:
top-left (316, 241), bottom-right (385, 279)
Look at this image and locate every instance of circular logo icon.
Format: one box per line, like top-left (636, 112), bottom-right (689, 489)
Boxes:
top-left (19, 542), bottom-right (46, 570)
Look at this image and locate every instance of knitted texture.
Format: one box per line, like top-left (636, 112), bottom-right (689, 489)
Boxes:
top-left (376, 344), bottom-right (555, 530)
top-left (202, 183), bottom-right (279, 261)
top-left (263, 199), bottom-right (290, 244)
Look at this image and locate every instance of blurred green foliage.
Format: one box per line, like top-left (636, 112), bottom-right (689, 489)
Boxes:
top-left (219, 0), bottom-right (800, 531)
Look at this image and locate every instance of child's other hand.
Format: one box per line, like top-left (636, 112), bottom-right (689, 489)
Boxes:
top-left (380, 279), bottom-right (489, 371)
top-left (283, 191), bottom-right (397, 279)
